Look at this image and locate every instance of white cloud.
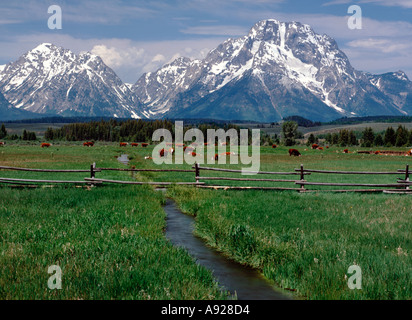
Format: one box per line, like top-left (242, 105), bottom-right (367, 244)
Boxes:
top-left (0, 33), bottom-right (226, 83)
top-left (151, 54), bottom-right (166, 62)
top-left (91, 44), bottom-right (145, 68)
top-left (347, 38), bottom-right (412, 53)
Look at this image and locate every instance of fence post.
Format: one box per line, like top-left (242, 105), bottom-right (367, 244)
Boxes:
top-left (195, 162), bottom-right (199, 186)
top-left (405, 164), bottom-right (410, 190)
top-left (90, 163), bottom-right (96, 179)
top-left (300, 164), bottom-right (305, 191)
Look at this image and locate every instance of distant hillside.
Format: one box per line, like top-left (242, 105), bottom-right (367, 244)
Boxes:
top-left (327, 115), bottom-right (412, 125)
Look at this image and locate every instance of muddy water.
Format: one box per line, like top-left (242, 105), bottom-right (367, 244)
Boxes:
top-left (163, 197), bottom-right (292, 300)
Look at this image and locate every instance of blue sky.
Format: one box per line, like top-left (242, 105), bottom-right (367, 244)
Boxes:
top-left (0, 0), bottom-right (411, 83)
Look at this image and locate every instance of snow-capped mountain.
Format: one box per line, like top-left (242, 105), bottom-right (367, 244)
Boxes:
top-left (367, 71), bottom-right (412, 115)
top-left (134, 19), bottom-right (411, 121)
top-left (1, 20), bottom-right (411, 122)
top-left (0, 43), bottom-right (144, 119)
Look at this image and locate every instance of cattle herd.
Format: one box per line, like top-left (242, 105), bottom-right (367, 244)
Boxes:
top-left (1, 140), bottom-right (411, 157)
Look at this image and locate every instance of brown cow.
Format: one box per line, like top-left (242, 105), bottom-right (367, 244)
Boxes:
top-left (141, 143), bottom-right (149, 147)
top-left (318, 147), bottom-right (324, 150)
top-left (131, 143), bottom-right (139, 147)
top-left (0, 142), bottom-right (5, 146)
top-left (343, 149), bottom-right (349, 153)
top-left (83, 141), bottom-right (94, 147)
top-left (185, 146), bottom-right (194, 153)
top-left (312, 144), bottom-right (319, 149)
top-left (159, 148), bottom-right (168, 157)
top-left (41, 143), bottom-right (51, 148)
top-left (272, 144), bottom-right (277, 148)
top-left (120, 142), bottom-right (128, 147)
top-left (289, 149), bottom-right (301, 157)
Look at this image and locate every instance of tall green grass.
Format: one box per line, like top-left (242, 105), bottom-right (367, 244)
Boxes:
top-left (0, 185), bottom-right (227, 299)
top-left (168, 186), bottom-right (411, 300)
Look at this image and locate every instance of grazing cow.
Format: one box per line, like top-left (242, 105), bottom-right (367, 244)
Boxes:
top-left (343, 149), bottom-right (349, 153)
top-left (141, 143), bottom-right (149, 147)
top-left (289, 148), bottom-right (301, 157)
top-left (159, 148), bottom-right (168, 157)
top-left (221, 152), bottom-right (233, 156)
top-left (318, 147), bottom-right (324, 150)
top-left (312, 144), bottom-right (319, 149)
top-left (131, 143), bottom-right (139, 147)
top-left (41, 143), bottom-right (51, 148)
top-left (375, 150), bottom-right (381, 155)
top-left (272, 144), bottom-right (277, 148)
top-left (83, 141), bottom-right (94, 147)
top-left (120, 142), bottom-right (128, 147)
top-left (185, 146), bottom-right (194, 153)
top-left (0, 142), bottom-right (4, 146)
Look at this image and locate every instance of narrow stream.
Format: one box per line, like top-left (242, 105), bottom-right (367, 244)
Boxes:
top-left (163, 196), bottom-right (292, 300)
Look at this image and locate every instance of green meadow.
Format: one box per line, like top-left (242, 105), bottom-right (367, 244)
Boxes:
top-left (0, 142), bottom-right (411, 299)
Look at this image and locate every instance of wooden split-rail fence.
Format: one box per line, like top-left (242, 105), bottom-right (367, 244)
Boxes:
top-left (0, 163), bottom-right (411, 194)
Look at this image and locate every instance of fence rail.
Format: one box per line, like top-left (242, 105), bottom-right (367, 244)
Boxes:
top-left (0, 165), bottom-right (99, 173)
top-left (0, 163), bottom-right (410, 193)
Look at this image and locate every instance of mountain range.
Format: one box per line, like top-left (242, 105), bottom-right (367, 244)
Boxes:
top-left (1, 19), bottom-right (411, 122)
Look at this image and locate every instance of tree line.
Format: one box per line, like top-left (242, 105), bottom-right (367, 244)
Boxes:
top-left (0, 124), bottom-right (37, 141)
top-left (311, 125), bottom-right (412, 147)
top-left (43, 119), bottom-right (247, 143)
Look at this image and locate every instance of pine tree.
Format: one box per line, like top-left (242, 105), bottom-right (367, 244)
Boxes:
top-left (307, 133), bottom-right (316, 146)
top-left (374, 133), bottom-right (384, 146)
top-left (395, 125), bottom-right (408, 147)
top-left (281, 121), bottom-right (298, 146)
top-left (0, 124), bottom-right (7, 139)
top-left (22, 130), bottom-right (28, 141)
top-left (384, 127), bottom-right (396, 147)
top-left (331, 133), bottom-right (339, 145)
top-left (362, 127), bottom-right (375, 147)
top-left (349, 131), bottom-right (358, 146)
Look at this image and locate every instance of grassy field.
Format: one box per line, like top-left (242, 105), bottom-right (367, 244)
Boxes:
top-left (0, 141), bottom-right (411, 300)
top-left (0, 143), bottom-right (227, 300)
top-left (168, 187), bottom-right (411, 300)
